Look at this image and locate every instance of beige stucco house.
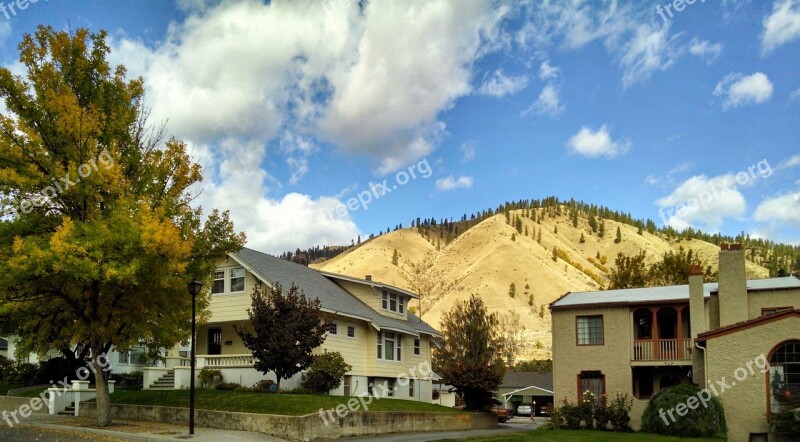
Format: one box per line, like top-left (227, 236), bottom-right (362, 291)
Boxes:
top-left (144, 247), bottom-right (441, 402)
top-left (550, 244), bottom-right (800, 440)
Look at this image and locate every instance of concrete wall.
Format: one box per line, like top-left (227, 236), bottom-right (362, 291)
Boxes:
top-left (704, 315), bottom-right (800, 441)
top-left (79, 402), bottom-right (496, 441)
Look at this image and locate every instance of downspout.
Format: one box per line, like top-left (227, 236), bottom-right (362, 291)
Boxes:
top-left (695, 341), bottom-right (708, 389)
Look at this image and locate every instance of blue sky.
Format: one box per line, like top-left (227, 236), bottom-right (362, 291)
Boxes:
top-left (1, 0), bottom-right (798, 252)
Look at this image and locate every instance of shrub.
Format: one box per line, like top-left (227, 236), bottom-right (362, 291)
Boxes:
top-left (546, 391), bottom-right (633, 432)
top-left (251, 379), bottom-right (277, 393)
top-left (35, 357), bottom-right (70, 385)
top-left (768, 395), bottom-right (800, 438)
top-left (198, 367), bottom-right (223, 389)
top-left (641, 384), bottom-right (726, 438)
top-left (300, 351), bottom-right (352, 394)
top-left (281, 386), bottom-right (313, 395)
top-left (112, 371), bottom-right (144, 390)
top-left (0, 356), bottom-right (12, 381)
top-left (214, 382), bottom-right (240, 391)
top-left (8, 362), bottom-right (39, 386)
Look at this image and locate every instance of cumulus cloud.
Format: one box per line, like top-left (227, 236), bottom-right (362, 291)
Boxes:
top-left (539, 60), bottom-right (560, 80)
top-left (523, 83), bottom-right (564, 116)
top-left (435, 175), bottom-right (473, 191)
top-left (656, 174), bottom-right (747, 231)
top-left (778, 154), bottom-right (800, 170)
top-left (476, 69), bottom-right (528, 97)
top-left (688, 38), bottom-right (722, 63)
top-left (714, 72), bottom-right (774, 109)
top-left (762, 0), bottom-right (800, 54)
top-left (754, 191), bottom-right (800, 227)
top-left (566, 125), bottom-right (630, 158)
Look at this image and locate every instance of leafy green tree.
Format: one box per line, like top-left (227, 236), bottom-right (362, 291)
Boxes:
top-left (0, 27), bottom-right (244, 426)
top-left (300, 351), bottom-right (352, 394)
top-left (608, 252), bottom-right (649, 289)
top-left (649, 247), bottom-right (716, 285)
top-left (434, 295), bottom-right (505, 411)
top-left (236, 283), bottom-right (331, 390)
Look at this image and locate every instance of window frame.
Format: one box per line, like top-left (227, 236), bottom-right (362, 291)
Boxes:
top-left (381, 290), bottom-right (405, 314)
top-left (409, 378), bottom-right (415, 397)
top-left (414, 338), bottom-right (421, 356)
top-left (328, 322), bottom-right (338, 335)
top-left (377, 331), bottom-right (402, 361)
top-left (212, 270), bottom-right (225, 294)
top-left (229, 267), bottom-right (246, 293)
top-left (347, 325), bottom-right (356, 338)
top-left (576, 315), bottom-right (605, 346)
top-left (577, 370), bottom-right (606, 402)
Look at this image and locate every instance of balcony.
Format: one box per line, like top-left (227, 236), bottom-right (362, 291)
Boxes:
top-left (633, 339), bottom-right (693, 362)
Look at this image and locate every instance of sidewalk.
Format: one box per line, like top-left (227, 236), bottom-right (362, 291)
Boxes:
top-left (18, 413), bottom-right (289, 441)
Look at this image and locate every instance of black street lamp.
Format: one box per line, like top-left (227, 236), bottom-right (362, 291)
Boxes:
top-left (187, 280), bottom-right (203, 436)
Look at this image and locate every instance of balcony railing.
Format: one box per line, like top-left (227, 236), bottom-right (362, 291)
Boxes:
top-left (633, 339), bottom-right (692, 361)
top-left (201, 354), bottom-right (255, 367)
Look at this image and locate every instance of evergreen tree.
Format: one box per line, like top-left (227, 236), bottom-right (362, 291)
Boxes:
top-left (391, 249), bottom-right (399, 266)
top-left (508, 283), bottom-right (516, 298)
top-left (511, 233), bottom-right (516, 241)
top-left (539, 305), bottom-right (546, 318)
top-left (580, 233), bottom-right (586, 243)
top-left (571, 210), bottom-right (579, 228)
top-left (598, 220), bottom-right (606, 238)
top-left (552, 247), bottom-right (558, 262)
top-left (588, 213), bottom-right (598, 233)
top-left (615, 226), bottom-right (622, 244)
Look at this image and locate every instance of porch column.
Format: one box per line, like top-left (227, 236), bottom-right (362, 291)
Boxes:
top-left (676, 306), bottom-right (684, 359)
top-left (651, 307), bottom-right (659, 359)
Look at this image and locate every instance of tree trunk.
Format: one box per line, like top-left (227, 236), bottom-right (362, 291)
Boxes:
top-left (276, 376), bottom-right (281, 391)
top-left (91, 345), bottom-right (112, 426)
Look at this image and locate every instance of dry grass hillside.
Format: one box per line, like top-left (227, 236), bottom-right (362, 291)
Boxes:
top-left (314, 209), bottom-right (770, 361)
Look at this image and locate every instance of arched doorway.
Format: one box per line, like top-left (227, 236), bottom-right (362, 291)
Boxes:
top-left (768, 340), bottom-right (800, 415)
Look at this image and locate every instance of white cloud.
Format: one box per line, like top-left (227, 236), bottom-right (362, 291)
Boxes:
top-left (645, 162), bottom-right (692, 186)
top-left (778, 154), bottom-right (800, 170)
top-left (790, 87), bottom-right (800, 101)
top-left (566, 125), bottom-right (630, 158)
top-left (762, 0), bottom-right (800, 54)
top-left (524, 83), bottom-right (564, 116)
top-left (714, 72), bottom-right (774, 109)
top-left (754, 191), bottom-right (800, 227)
top-left (459, 140), bottom-right (477, 164)
top-left (656, 174), bottom-right (747, 231)
top-left (476, 69), bottom-right (528, 97)
top-left (435, 175), bottom-right (473, 191)
top-left (688, 38), bottom-right (722, 63)
top-left (539, 60), bottom-right (560, 80)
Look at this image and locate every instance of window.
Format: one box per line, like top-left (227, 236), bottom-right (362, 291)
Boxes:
top-left (230, 267), bottom-right (245, 292)
top-left (381, 290), bottom-right (405, 313)
top-left (578, 371), bottom-right (605, 401)
top-left (328, 323), bottom-right (338, 335)
top-left (343, 375), bottom-right (352, 396)
top-left (387, 379), bottom-right (396, 397)
top-left (577, 315), bottom-right (604, 345)
top-left (414, 338), bottom-right (420, 355)
top-left (409, 379), bottom-right (415, 397)
top-left (118, 351), bottom-right (130, 364)
top-left (769, 340), bottom-right (800, 415)
top-left (378, 332), bottom-right (402, 361)
top-left (212, 270), bottom-right (225, 294)
top-left (347, 326), bottom-right (356, 338)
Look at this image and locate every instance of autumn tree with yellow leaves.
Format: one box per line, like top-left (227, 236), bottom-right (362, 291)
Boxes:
top-left (0, 27), bottom-right (245, 426)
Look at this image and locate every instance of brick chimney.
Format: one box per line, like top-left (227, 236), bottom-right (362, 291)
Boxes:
top-left (365, 275), bottom-right (372, 281)
top-left (718, 244), bottom-right (748, 327)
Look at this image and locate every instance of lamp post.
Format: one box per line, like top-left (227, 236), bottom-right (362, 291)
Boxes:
top-left (187, 280), bottom-right (203, 436)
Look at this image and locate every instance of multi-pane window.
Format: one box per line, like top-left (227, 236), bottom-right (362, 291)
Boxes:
top-left (347, 326), bottom-right (356, 338)
top-left (409, 379), bottom-right (415, 397)
top-left (414, 338), bottom-right (421, 355)
top-left (577, 315), bottom-right (604, 345)
top-left (328, 323), bottom-right (338, 335)
top-left (212, 271), bottom-right (225, 294)
top-left (381, 291), bottom-right (405, 314)
top-left (377, 332), bottom-right (402, 361)
top-left (230, 267), bottom-right (245, 292)
top-left (579, 371), bottom-right (605, 401)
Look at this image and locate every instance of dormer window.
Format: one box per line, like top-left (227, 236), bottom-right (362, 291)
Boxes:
top-left (211, 267), bottom-right (246, 295)
top-left (230, 268), bottom-right (245, 292)
top-left (381, 290), bottom-right (405, 314)
top-left (212, 271), bottom-right (225, 294)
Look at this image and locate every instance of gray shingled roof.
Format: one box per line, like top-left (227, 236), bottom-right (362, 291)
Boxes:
top-left (232, 248), bottom-right (440, 337)
top-left (551, 276), bottom-right (800, 308)
top-left (500, 371), bottom-right (554, 392)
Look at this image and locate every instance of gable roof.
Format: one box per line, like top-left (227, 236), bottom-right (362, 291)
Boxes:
top-left (696, 309), bottom-right (800, 342)
top-left (500, 371), bottom-right (554, 392)
top-left (550, 276), bottom-right (800, 310)
top-left (231, 248), bottom-right (440, 337)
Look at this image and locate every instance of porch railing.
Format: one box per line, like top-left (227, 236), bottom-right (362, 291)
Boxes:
top-left (201, 354), bottom-right (255, 367)
top-left (633, 339), bottom-right (692, 361)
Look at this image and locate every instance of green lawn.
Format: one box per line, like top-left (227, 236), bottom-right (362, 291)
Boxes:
top-left (0, 381), bottom-right (21, 395)
top-left (17, 388), bottom-right (462, 416)
top-left (435, 430), bottom-right (723, 442)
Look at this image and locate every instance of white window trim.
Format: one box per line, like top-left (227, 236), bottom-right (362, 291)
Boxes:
top-left (381, 290), bottom-right (405, 314)
top-left (211, 267), bottom-right (247, 296)
top-left (328, 322), bottom-right (338, 336)
top-left (346, 325), bottom-right (356, 339)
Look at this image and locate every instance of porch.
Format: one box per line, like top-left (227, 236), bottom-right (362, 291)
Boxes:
top-left (631, 305), bottom-right (693, 363)
top-left (143, 354), bottom-right (260, 390)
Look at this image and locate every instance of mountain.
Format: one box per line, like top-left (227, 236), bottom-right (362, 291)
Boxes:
top-left (312, 206), bottom-right (775, 361)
